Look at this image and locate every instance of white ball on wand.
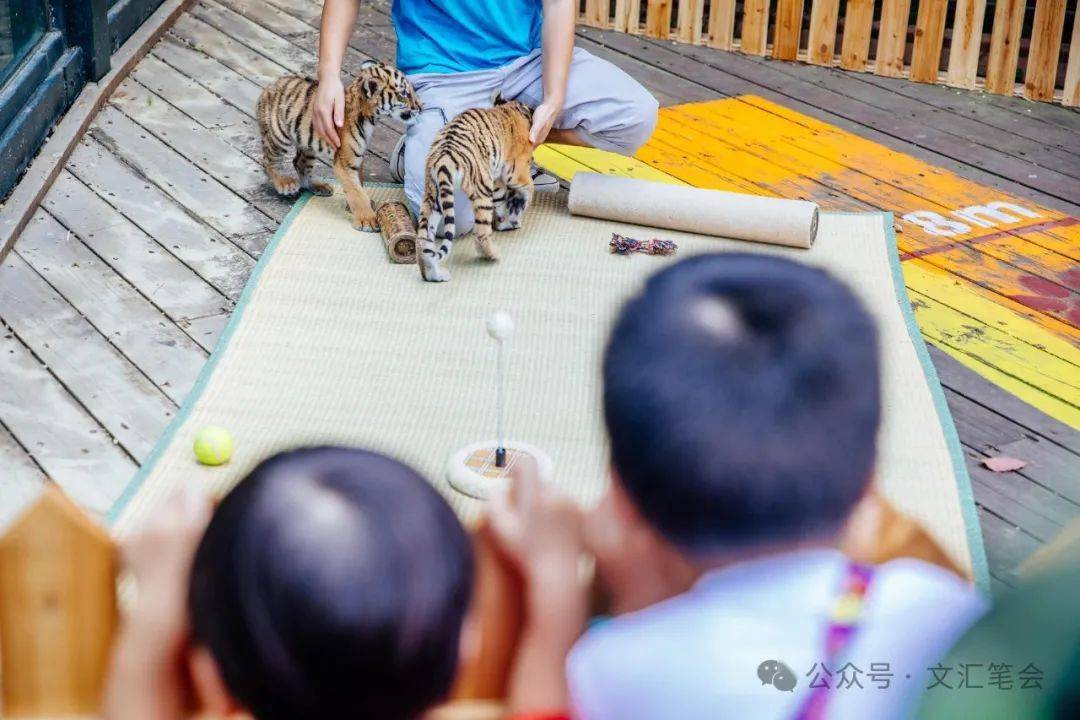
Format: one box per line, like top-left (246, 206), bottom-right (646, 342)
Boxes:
top-left (487, 312), bottom-right (513, 466)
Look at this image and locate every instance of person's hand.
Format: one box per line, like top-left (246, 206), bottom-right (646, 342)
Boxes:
top-left (104, 484), bottom-right (213, 720)
top-left (119, 483), bottom-right (213, 656)
top-left (584, 490), bottom-right (699, 616)
top-left (314, 74), bottom-right (345, 149)
top-left (529, 97), bottom-right (563, 148)
top-left (488, 462), bottom-right (588, 714)
top-left (488, 460), bottom-right (585, 596)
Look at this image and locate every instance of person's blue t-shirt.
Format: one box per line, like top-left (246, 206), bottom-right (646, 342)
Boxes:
top-left (393, 0), bottom-right (542, 76)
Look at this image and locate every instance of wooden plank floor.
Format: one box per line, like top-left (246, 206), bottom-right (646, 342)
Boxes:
top-left (0, 0), bottom-right (1076, 594)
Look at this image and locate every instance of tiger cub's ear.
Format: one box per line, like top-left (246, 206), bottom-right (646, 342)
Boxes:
top-left (491, 91), bottom-right (507, 106)
top-left (360, 59), bottom-right (381, 70)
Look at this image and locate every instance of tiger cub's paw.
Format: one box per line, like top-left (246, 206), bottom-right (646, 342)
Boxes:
top-left (306, 181), bottom-right (334, 197)
top-left (420, 258), bottom-right (451, 283)
top-left (475, 235), bottom-right (500, 261)
top-left (351, 213), bottom-right (379, 232)
top-left (494, 213), bottom-right (521, 231)
top-left (271, 176), bottom-right (302, 196)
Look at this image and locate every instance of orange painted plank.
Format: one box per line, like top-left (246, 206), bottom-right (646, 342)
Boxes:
top-left (740, 0), bottom-right (771, 56)
top-left (647, 100), bottom-right (1080, 337)
top-left (807, 0), bottom-right (841, 65)
top-left (773, 0), bottom-right (806, 61)
top-left (1024, 0), bottom-right (1068, 101)
top-left (875, 0), bottom-right (912, 77)
top-left (736, 96), bottom-right (1080, 262)
top-left (946, 0), bottom-right (989, 89)
top-left (840, 0), bottom-right (875, 70)
top-left (985, 0), bottom-right (1026, 95)
top-left (910, 0), bottom-right (949, 83)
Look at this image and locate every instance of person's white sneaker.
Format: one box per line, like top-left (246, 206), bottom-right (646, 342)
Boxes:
top-left (531, 165), bottom-right (560, 192)
top-left (390, 133), bottom-right (406, 183)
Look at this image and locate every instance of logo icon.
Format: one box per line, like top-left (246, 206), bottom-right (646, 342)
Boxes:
top-left (758, 659), bottom-right (797, 692)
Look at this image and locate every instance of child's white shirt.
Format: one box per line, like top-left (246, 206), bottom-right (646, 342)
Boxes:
top-left (567, 548), bottom-right (987, 720)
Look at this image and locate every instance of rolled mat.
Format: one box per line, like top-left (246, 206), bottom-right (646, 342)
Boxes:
top-left (106, 186), bottom-right (988, 593)
top-left (568, 172), bottom-right (819, 249)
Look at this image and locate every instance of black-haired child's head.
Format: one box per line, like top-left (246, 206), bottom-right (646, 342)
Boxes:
top-left (602, 253), bottom-right (881, 554)
top-left (187, 446), bottom-right (473, 720)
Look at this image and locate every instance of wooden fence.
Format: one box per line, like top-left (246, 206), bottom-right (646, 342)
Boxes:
top-left (580, 0), bottom-right (1080, 106)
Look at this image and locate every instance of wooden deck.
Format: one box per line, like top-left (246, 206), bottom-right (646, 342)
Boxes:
top-left (0, 0), bottom-right (1076, 596)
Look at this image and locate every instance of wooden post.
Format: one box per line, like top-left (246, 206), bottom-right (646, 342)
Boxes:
top-left (0, 486), bottom-right (118, 717)
top-left (984, 0), bottom-right (1027, 94)
top-left (614, 0), bottom-right (643, 34)
top-left (807, 0), bottom-right (841, 65)
top-left (840, 0), bottom-right (876, 70)
top-left (741, 0), bottom-right (772, 55)
top-left (62, 0), bottom-right (111, 81)
top-left (1064, 7), bottom-right (1080, 106)
top-left (644, 0), bottom-right (673, 39)
top-left (875, 0), bottom-right (913, 77)
top-left (676, 0), bottom-right (705, 44)
top-left (909, 0), bottom-right (950, 83)
top-left (945, 0), bottom-right (988, 89)
top-left (773, 0), bottom-right (806, 61)
top-left (1023, 0), bottom-right (1068, 101)
top-left (583, 0), bottom-right (610, 29)
top-left (707, 0), bottom-right (737, 49)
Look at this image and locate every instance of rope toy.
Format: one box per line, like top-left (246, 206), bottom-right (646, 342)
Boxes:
top-left (609, 232), bottom-right (678, 256)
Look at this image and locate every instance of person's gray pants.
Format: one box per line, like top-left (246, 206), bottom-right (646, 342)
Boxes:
top-left (403, 48), bottom-right (659, 235)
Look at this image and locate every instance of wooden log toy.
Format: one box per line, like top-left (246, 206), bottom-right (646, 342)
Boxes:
top-left (376, 200), bottom-right (418, 264)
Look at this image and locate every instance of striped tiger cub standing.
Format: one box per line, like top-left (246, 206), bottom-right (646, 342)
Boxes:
top-left (418, 95), bottom-right (535, 283)
top-left (257, 59), bottom-right (421, 230)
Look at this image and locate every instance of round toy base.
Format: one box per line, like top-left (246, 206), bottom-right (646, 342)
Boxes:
top-left (446, 440), bottom-right (554, 499)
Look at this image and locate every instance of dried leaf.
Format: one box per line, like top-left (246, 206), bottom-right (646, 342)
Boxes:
top-left (983, 456), bottom-right (1028, 473)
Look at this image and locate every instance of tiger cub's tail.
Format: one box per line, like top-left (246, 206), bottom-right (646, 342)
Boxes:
top-left (418, 162), bottom-right (457, 282)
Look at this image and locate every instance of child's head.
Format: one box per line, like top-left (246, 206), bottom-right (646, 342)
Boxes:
top-left (602, 254), bottom-right (881, 555)
top-left (187, 446), bottom-right (473, 720)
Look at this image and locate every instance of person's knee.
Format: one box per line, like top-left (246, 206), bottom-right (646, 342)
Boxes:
top-left (620, 90), bottom-right (659, 153)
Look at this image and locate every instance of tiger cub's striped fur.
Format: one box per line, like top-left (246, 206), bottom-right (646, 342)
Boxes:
top-left (418, 96), bottom-right (534, 283)
top-left (257, 60), bottom-right (421, 230)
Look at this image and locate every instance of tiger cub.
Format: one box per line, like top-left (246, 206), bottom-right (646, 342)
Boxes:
top-left (257, 60), bottom-right (421, 230)
top-left (418, 95), bottom-right (534, 283)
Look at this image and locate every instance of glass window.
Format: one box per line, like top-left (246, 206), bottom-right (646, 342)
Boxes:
top-left (0, 0), bottom-right (48, 88)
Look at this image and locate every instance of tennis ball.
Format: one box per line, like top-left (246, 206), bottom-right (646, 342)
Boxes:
top-left (193, 426), bottom-right (233, 466)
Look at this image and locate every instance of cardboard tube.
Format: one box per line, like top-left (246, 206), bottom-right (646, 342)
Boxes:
top-left (568, 173), bottom-right (819, 249)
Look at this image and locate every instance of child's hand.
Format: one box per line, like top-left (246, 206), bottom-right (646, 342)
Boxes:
top-left (488, 462), bottom-right (587, 715)
top-left (120, 483), bottom-right (213, 644)
top-left (529, 98), bottom-right (562, 147)
top-left (104, 484), bottom-right (213, 720)
top-left (488, 460), bottom-right (586, 597)
top-left (314, 75), bottom-right (345, 149)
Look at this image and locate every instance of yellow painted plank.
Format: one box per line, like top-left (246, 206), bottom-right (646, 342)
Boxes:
top-left (904, 260), bottom-right (1080, 370)
top-left (910, 284), bottom-right (1080, 428)
top-left (535, 144), bottom-right (688, 185)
